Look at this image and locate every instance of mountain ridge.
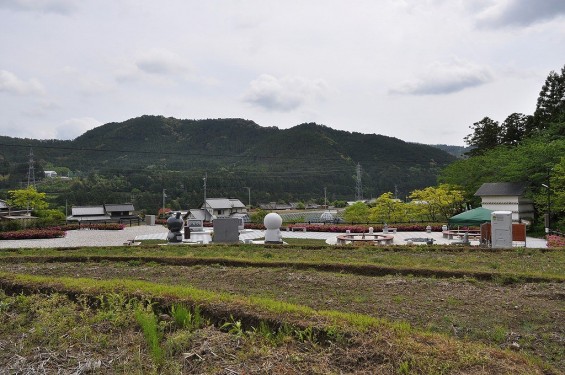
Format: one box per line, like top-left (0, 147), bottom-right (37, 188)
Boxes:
top-left (0, 115), bottom-right (456, 202)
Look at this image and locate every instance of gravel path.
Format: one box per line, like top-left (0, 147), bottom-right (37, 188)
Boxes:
top-left (0, 225), bottom-right (168, 249)
top-left (0, 225), bottom-right (546, 249)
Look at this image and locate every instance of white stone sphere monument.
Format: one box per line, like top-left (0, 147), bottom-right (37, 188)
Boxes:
top-left (264, 212), bottom-right (283, 244)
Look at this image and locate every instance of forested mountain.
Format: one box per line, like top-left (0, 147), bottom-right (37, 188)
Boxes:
top-left (429, 144), bottom-right (471, 158)
top-left (0, 116), bottom-right (455, 212)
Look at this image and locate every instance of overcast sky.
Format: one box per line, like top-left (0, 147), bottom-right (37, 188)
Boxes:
top-left (1, 0), bottom-right (564, 146)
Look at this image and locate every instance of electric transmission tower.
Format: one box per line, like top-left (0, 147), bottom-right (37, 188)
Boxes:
top-left (355, 163), bottom-right (363, 201)
top-left (27, 148), bottom-right (36, 188)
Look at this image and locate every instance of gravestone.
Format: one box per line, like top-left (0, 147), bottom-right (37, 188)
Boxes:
top-left (213, 218), bottom-right (240, 243)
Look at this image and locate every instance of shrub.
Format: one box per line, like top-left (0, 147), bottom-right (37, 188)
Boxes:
top-left (0, 229), bottom-right (65, 240)
top-left (285, 223), bottom-right (444, 233)
top-left (547, 235), bottom-right (565, 248)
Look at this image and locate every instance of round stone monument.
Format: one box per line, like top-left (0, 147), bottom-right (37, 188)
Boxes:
top-left (264, 212), bottom-right (283, 244)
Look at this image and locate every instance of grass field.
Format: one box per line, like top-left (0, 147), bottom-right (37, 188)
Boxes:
top-left (0, 241), bottom-right (563, 374)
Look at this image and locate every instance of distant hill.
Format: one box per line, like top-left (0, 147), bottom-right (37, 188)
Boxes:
top-left (0, 116), bottom-right (456, 201)
top-left (429, 144), bottom-right (471, 158)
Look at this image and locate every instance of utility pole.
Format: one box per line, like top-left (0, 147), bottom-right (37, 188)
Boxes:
top-left (324, 187), bottom-right (327, 208)
top-left (162, 189), bottom-right (166, 216)
top-left (243, 186), bottom-right (251, 208)
top-left (203, 173), bottom-right (207, 203)
top-left (543, 168), bottom-right (551, 233)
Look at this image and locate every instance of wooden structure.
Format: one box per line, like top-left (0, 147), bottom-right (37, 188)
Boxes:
top-left (480, 223), bottom-right (527, 246)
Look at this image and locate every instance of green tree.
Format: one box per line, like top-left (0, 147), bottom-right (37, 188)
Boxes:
top-left (533, 65), bottom-right (565, 131)
top-left (464, 117), bottom-right (502, 156)
top-left (250, 209), bottom-right (268, 224)
top-left (343, 202), bottom-right (370, 223)
top-left (500, 113), bottom-right (530, 146)
top-left (7, 186), bottom-right (49, 212)
top-left (408, 185), bottom-right (464, 222)
top-left (368, 192), bottom-right (406, 223)
top-left (534, 157), bottom-right (565, 230)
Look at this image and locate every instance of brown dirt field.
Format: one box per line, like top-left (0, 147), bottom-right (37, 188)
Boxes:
top-left (1, 261), bottom-right (563, 370)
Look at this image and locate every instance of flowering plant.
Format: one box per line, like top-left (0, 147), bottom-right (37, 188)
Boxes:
top-left (0, 229), bottom-right (66, 240)
top-left (285, 223), bottom-right (444, 233)
top-left (547, 235), bottom-right (565, 248)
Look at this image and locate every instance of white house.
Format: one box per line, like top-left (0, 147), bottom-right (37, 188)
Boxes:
top-left (44, 170), bottom-right (58, 178)
top-left (474, 182), bottom-right (534, 222)
top-left (189, 198), bottom-right (249, 222)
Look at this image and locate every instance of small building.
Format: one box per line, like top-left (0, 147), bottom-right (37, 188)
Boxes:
top-left (474, 182), bottom-right (534, 222)
top-left (66, 203), bottom-right (139, 224)
top-left (44, 170), bottom-right (58, 178)
top-left (104, 203), bottom-right (137, 221)
top-left (66, 205), bottom-right (111, 223)
top-left (189, 198), bottom-right (249, 222)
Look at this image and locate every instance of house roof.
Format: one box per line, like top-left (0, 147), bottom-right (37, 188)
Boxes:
top-left (204, 198), bottom-right (246, 209)
top-left (189, 209), bottom-right (207, 221)
top-left (71, 206), bottom-right (106, 216)
top-left (474, 182), bottom-right (529, 197)
top-left (0, 199), bottom-right (8, 210)
top-left (104, 203), bottom-right (135, 212)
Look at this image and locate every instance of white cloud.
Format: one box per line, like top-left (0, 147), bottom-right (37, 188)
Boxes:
top-left (476, 0), bottom-right (565, 28)
top-left (55, 117), bottom-right (102, 140)
top-left (389, 60), bottom-right (493, 96)
top-left (135, 49), bottom-right (191, 76)
top-left (242, 74), bottom-right (328, 112)
top-left (0, 0), bottom-right (77, 15)
top-left (114, 49), bottom-right (195, 86)
top-left (0, 70), bottom-right (45, 96)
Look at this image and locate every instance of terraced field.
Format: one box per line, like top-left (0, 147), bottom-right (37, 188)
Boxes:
top-left (0, 242), bottom-right (563, 374)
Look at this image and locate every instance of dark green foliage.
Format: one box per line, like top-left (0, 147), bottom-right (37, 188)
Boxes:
top-left (464, 117), bottom-right (502, 156)
top-left (0, 117), bottom-right (455, 211)
top-left (448, 64), bottom-right (565, 229)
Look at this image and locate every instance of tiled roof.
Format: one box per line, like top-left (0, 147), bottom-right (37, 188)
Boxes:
top-left (474, 182), bottom-right (529, 196)
top-left (104, 203), bottom-right (135, 212)
top-left (204, 198), bottom-right (246, 209)
top-left (71, 206), bottom-right (105, 216)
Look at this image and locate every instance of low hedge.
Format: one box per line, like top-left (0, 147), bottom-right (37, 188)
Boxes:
top-left (51, 223), bottom-right (126, 231)
top-left (284, 223), bottom-right (445, 233)
top-left (0, 229), bottom-right (66, 240)
top-left (0, 223), bottom-right (125, 240)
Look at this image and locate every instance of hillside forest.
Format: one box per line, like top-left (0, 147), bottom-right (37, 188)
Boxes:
top-left (0, 64), bottom-right (564, 231)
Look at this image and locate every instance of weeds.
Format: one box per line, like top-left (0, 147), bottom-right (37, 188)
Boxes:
top-left (170, 304), bottom-right (206, 331)
top-left (221, 315), bottom-right (244, 337)
top-left (134, 306), bottom-right (164, 366)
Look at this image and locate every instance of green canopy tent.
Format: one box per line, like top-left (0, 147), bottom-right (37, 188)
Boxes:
top-left (448, 207), bottom-right (493, 227)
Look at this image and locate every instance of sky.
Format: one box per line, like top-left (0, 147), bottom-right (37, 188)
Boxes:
top-left (1, 0), bottom-right (564, 146)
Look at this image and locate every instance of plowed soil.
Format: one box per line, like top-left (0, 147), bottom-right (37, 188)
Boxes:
top-left (1, 261), bottom-right (563, 370)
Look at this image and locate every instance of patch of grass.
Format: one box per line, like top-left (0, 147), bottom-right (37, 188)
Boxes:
top-left (489, 325), bottom-right (507, 344)
top-left (392, 295), bottom-right (406, 303)
top-left (170, 304), bottom-right (206, 331)
top-left (3, 244), bottom-right (563, 281)
top-left (134, 307), bottom-right (164, 366)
